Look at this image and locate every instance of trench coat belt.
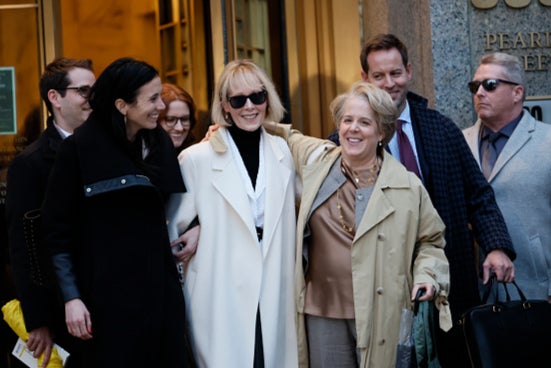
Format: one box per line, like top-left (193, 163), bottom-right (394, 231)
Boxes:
top-left (255, 227), bottom-right (263, 241)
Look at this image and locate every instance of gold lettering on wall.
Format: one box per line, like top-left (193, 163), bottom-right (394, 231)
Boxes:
top-left (513, 33), bottom-right (527, 48)
top-left (471, 0), bottom-right (498, 9)
top-left (485, 32), bottom-right (551, 50)
top-left (505, 0), bottom-right (531, 8)
top-left (522, 54), bottom-right (550, 71)
top-left (472, 0), bottom-right (551, 7)
top-left (484, 32), bottom-right (551, 71)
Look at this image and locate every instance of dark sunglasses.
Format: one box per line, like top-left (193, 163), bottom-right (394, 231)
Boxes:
top-left (58, 85), bottom-right (92, 98)
top-left (227, 90), bottom-right (267, 109)
top-left (467, 79), bottom-right (519, 94)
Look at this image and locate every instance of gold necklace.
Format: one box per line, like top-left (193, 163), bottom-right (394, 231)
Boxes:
top-left (336, 158), bottom-right (381, 234)
top-left (336, 187), bottom-right (354, 234)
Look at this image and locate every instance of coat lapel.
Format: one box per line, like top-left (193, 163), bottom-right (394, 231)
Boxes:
top-left (463, 122), bottom-right (482, 164)
top-left (300, 157), bottom-right (336, 223)
top-left (464, 115), bottom-right (534, 182)
top-left (261, 131), bottom-right (292, 256)
top-left (354, 153), bottom-right (407, 240)
top-left (210, 129), bottom-right (257, 241)
top-left (490, 114), bottom-right (533, 180)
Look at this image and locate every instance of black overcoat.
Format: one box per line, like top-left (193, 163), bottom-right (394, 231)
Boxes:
top-left (6, 118), bottom-right (63, 332)
top-left (41, 116), bottom-right (194, 367)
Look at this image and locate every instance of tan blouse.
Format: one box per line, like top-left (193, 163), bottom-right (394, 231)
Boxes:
top-left (304, 160), bottom-right (378, 319)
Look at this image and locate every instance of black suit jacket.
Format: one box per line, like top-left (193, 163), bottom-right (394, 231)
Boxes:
top-left (407, 92), bottom-right (514, 320)
top-left (5, 117), bottom-right (63, 331)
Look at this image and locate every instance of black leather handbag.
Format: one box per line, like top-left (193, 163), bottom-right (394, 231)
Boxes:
top-left (460, 277), bottom-right (551, 368)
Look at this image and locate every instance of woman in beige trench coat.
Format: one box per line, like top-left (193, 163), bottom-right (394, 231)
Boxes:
top-left (267, 81), bottom-right (452, 368)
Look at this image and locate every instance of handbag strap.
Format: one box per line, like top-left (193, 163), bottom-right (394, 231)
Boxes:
top-left (481, 275), bottom-right (527, 304)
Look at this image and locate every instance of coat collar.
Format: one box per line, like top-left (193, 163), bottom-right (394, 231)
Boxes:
top-left (73, 117), bottom-right (185, 195)
top-left (43, 116), bottom-right (64, 160)
top-left (301, 149), bottom-right (412, 241)
top-left (465, 112), bottom-right (535, 181)
top-left (354, 151), bottom-right (410, 239)
top-left (207, 126), bottom-right (293, 254)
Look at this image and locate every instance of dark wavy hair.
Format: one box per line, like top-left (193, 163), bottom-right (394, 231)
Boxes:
top-left (88, 57), bottom-right (161, 167)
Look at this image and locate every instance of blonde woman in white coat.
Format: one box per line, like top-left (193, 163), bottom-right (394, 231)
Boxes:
top-left (166, 59), bottom-right (298, 368)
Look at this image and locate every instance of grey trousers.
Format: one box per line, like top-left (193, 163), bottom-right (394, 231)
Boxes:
top-left (306, 314), bottom-right (361, 368)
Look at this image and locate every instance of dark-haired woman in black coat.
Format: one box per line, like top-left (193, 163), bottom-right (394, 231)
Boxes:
top-left (41, 58), bottom-right (195, 367)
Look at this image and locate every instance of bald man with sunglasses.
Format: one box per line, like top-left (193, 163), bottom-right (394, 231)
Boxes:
top-left (463, 52), bottom-right (551, 304)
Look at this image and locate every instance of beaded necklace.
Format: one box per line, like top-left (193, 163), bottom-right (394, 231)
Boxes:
top-left (336, 158), bottom-right (380, 234)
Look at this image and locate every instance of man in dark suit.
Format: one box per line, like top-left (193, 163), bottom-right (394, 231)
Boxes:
top-left (330, 34), bottom-right (516, 367)
top-left (5, 57), bottom-right (95, 367)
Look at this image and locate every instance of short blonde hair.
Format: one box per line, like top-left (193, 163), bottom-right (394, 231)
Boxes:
top-left (211, 59), bottom-right (285, 126)
top-left (479, 52), bottom-right (526, 99)
top-left (330, 81), bottom-right (398, 147)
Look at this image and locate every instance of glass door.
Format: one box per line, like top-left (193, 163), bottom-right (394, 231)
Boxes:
top-left (0, 0), bottom-right (43, 169)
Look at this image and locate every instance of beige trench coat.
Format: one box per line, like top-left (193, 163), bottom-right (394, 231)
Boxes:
top-left (280, 128), bottom-right (452, 368)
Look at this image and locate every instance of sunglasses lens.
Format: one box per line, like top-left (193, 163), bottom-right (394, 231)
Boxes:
top-left (228, 91), bottom-right (266, 108)
top-left (482, 79), bottom-right (498, 92)
top-left (249, 91), bottom-right (267, 105)
top-left (468, 79), bottom-right (501, 94)
top-left (468, 82), bottom-right (480, 94)
top-left (228, 96), bottom-right (247, 109)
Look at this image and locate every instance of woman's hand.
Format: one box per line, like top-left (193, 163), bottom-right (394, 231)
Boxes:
top-left (411, 283), bottom-right (436, 301)
top-left (171, 225), bottom-right (200, 263)
top-left (65, 298), bottom-right (93, 340)
top-left (201, 124), bottom-right (220, 142)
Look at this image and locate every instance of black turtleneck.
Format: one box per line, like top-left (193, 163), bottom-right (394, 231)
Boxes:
top-left (228, 124), bottom-right (261, 188)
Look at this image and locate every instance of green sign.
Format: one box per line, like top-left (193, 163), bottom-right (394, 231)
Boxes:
top-left (0, 67), bottom-right (17, 134)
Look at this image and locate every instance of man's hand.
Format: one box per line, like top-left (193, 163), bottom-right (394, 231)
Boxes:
top-left (482, 249), bottom-right (515, 284)
top-left (26, 326), bottom-right (53, 368)
top-left (65, 298), bottom-right (93, 340)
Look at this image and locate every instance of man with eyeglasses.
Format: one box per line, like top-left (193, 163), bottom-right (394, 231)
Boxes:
top-left (464, 52), bottom-right (551, 304)
top-left (5, 57), bottom-right (95, 367)
top-left (328, 34), bottom-right (516, 367)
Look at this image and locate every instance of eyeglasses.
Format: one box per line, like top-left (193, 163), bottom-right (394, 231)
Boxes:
top-left (163, 116), bottom-right (191, 128)
top-left (58, 85), bottom-right (92, 98)
top-left (467, 79), bottom-right (519, 94)
top-left (227, 90), bottom-right (267, 109)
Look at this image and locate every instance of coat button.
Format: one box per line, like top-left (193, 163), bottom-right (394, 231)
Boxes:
top-left (121, 179), bottom-right (127, 184)
top-left (376, 287), bottom-right (384, 295)
top-left (377, 233), bottom-right (385, 240)
top-left (378, 339), bottom-right (386, 345)
top-left (86, 187), bottom-right (92, 193)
